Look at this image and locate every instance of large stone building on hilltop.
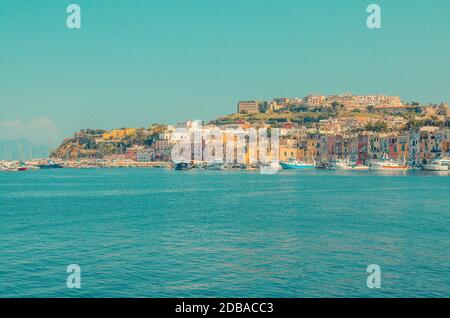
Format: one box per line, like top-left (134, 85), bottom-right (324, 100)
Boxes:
top-left (237, 101), bottom-right (259, 114)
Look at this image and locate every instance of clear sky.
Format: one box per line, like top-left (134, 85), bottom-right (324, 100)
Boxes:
top-left (0, 0), bottom-right (449, 143)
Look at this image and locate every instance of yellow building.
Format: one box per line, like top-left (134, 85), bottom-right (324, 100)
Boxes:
top-left (397, 135), bottom-right (409, 160)
top-left (304, 95), bottom-right (327, 107)
top-left (102, 128), bottom-right (137, 141)
top-left (297, 148), bottom-right (306, 161)
top-left (279, 146), bottom-right (297, 161)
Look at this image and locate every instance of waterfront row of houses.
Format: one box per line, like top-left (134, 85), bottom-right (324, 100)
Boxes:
top-left (104, 123), bottom-right (449, 166)
top-left (104, 145), bottom-right (157, 162)
top-left (279, 127), bottom-right (449, 165)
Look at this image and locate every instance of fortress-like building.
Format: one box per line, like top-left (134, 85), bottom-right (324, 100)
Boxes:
top-left (238, 93), bottom-right (405, 114)
top-left (306, 93), bottom-right (403, 110)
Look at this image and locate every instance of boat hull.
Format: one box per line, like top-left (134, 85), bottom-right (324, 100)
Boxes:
top-left (38, 164), bottom-right (63, 169)
top-left (335, 165), bottom-right (369, 171)
top-left (369, 166), bottom-right (409, 171)
top-left (174, 163), bottom-right (190, 170)
top-left (280, 162), bottom-right (315, 170)
top-left (422, 164), bottom-right (449, 171)
top-left (205, 164), bottom-right (223, 170)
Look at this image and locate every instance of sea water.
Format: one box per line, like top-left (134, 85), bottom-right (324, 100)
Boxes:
top-left (0, 168), bottom-right (449, 297)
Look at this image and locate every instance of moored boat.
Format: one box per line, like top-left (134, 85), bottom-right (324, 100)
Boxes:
top-left (191, 161), bottom-right (206, 169)
top-left (315, 162), bottom-right (332, 170)
top-left (174, 162), bottom-right (191, 170)
top-left (37, 161), bottom-right (63, 169)
top-left (280, 158), bottom-right (316, 170)
top-left (369, 155), bottom-right (409, 171)
top-left (259, 161), bottom-right (281, 173)
top-left (205, 161), bottom-right (223, 170)
top-left (422, 157), bottom-right (449, 171)
top-left (330, 159), bottom-right (369, 171)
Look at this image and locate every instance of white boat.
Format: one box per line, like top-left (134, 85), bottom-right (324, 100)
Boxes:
top-left (330, 159), bottom-right (369, 171)
top-left (206, 160), bottom-right (223, 170)
top-left (369, 155), bottom-right (409, 171)
top-left (0, 161), bottom-right (20, 171)
top-left (222, 163), bottom-right (246, 170)
top-left (422, 157), bottom-right (450, 171)
top-left (259, 161), bottom-right (281, 173)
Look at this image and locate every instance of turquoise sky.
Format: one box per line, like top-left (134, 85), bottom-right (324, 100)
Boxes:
top-left (0, 0), bottom-right (449, 141)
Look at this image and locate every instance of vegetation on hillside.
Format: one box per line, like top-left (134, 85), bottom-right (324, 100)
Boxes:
top-left (51, 124), bottom-right (168, 159)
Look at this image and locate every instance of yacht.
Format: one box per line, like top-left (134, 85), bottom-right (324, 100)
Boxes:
top-left (37, 160), bottom-right (63, 169)
top-left (368, 155), bottom-right (409, 171)
top-left (422, 157), bottom-right (450, 171)
top-left (330, 159), bottom-right (369, 171)
top-left (205, 160), bottom-right (223, 170)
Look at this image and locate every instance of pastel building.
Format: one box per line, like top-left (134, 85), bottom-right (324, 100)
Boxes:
top-left (304, 95), bottom-right (327, 107)
top-left (279, 146), bottom-right (297, 161)
top-left (409, 129), bottom-right (421, 165)
top-left (357, 135), bottom-right (369, 163)
top-left (137, 148), bottom-right (154, 162)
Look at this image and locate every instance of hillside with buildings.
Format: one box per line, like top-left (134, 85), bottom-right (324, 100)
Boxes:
top-left (50, 93), bottom-right (450, 165)
top-left (50, 125), bottom-right (169, 161)
top-left (213, 94), bottom-right (448, 127)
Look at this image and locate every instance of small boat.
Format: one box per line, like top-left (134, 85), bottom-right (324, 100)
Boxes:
top-left (259, 161), bottom-right (281, 173)
top-left (331, 159), bottom-right (369, 171)
top-left (3, 166), bottom-right (18, 171)
top-left (369, 155), bottom-right (409, 171)
top-left (205, 161), bottom-right (223, 170)
top-left (316, 162), bottom-right (332, 170)
top-left (37, 161), bottom-right (64, 169)
top-left (174, 162), bottom-right (191, 170)
top-left (222, 163), bottom-right (244, 170)
top-left (280, 158), bottom-right (316, 170)
top-left (191, 162), bottom-right (206, 169)
top-left (17, 162), bottom-right (40, 171)
top-left (422, 157), bottom-right (449, 171)
top-left (222, 163), bottom-right (234, 170)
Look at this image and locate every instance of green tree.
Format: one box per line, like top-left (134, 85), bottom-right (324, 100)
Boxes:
top-left (365, 121), bottom-right (388, 132)
top-left (258, 102), bottom-right (269, 113)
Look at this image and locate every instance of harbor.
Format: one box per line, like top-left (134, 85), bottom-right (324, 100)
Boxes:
top-left (0, 159), bottom-right (172, 171)
top-left (2, 155), bottom-right (450, 173)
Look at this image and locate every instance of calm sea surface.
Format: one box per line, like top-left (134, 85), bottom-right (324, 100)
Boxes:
top-left (0, 168), bottom-right (449, 297)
